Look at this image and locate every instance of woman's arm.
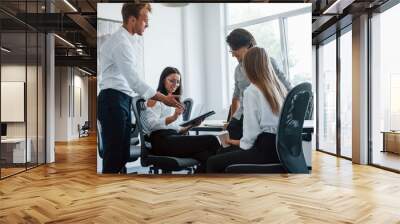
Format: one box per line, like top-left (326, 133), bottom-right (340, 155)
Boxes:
top-left (165, 107), bottom-right (183, 125)
top-left (226, 138), bottom-right (240, 146)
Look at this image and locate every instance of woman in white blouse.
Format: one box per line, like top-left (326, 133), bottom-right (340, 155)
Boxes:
top-left (142, 67), bottom-right (221, 173)
top-left (207, 47), bottom-right (287, 173)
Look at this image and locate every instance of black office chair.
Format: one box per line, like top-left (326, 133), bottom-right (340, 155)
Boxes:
top-left (225, 82), bottom-right (313, 174)
top-left (130, 114), bottom-right (140, 146)
top-left (97, 120), bottom-right (141, 174)
top-left (132, 97), bottom-right (199, 174)
top-left (182, 98), bottom-right (193, 121)
top-left (79, 121), bottom-right (90, 138)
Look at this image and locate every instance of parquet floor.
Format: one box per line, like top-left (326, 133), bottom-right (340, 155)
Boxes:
top-left (1, 135), bottom-right (400, 223)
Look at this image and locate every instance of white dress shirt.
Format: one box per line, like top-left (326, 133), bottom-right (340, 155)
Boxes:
top-left (141, 101), bottom-right (182, 135)
top-left (240, 84), bottom-right (280, 150)
top-left (99, 27), bottom-right (156, 99)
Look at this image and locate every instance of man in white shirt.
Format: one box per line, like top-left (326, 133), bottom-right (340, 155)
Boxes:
top-left (98, 3), bottom-right (183, 173)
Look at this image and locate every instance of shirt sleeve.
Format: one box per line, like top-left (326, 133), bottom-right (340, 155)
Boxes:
top-left (240, 88), bottom-right (261, 150)
top-left (232, 66), bottom-right (241, 99)
top-left (160, 104), bottom-right (181, 131)
top-left (113, 42), bottom-right (156, 99)
top-left (143, 106), bottom-right (167, 132)
top-left (270, 57), bottom-right (292, 91)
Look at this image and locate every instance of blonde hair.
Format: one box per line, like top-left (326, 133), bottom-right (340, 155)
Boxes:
top-left (243, 47), bottom-right (287, 115)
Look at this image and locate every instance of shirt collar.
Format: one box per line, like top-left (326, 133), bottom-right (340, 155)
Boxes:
top-left (120, 26), bottom-right (133, 37)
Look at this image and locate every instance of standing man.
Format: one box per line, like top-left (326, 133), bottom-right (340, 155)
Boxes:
top-left (226, 28), bottom-right (291, 140)
top-left (98, 3), bottom-right (183, 173)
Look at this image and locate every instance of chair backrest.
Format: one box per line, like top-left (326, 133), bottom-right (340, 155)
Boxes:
top-left (83, 121), bottom-right (90, 129)
top-left (276, 82), bottom-right (313, 173)
top-left (182, 98), bottom-right (193, 121)
top-left (97, 120), bottom-right (104, 158)
top-left (304, 95), bottom-right (314, 120)
top-left (130, 112), bottom-right (139, 140)
top-left (131, 97), bottom-right (151, 167)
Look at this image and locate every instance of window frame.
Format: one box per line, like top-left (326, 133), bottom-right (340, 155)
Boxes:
top-left (223, 4), bottom-right (310, 102)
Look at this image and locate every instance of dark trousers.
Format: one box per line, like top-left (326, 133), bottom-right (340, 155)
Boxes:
top-left (227, 116), bottom-right (243, 140)
top-left (206, 132), bottom-right (280, 173)
top-left (98, 89), bottom-right (132, 173)
top-left (150, 129), bottom-right (221, 172)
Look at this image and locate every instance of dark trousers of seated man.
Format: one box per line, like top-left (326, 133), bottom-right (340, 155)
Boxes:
top-left (150, 129), bottom-right (221, 172)
top-left (226, 115), bottom-right (243, 140)
top-left (206, 132), bottom-right (280, 173)
top-left (98, 89), bottom-right (132, 173)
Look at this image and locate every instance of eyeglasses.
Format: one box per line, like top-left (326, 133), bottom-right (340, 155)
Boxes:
top-left (167, 79), bottom-right (180, 85)
top-left (229, 45), bottom-right (253, 53)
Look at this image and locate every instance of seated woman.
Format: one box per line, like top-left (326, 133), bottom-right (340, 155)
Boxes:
top-left (206, 47), bottom-right (287, 173)
top-left (142, 66), bottom-right (221, 173)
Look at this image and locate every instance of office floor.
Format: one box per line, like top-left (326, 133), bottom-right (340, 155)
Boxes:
top-left (0, 136), bottom-right (400, 223)
top-left (0, 167), bottom-right (25, 177)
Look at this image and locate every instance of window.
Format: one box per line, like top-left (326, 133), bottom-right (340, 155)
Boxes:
top-left (340, 29), bottom-right (352, 158)
top-left (225, 3), bottom-right (311, 101)
top-left (0, 1), bottom-right (47, 179)
top-left (317, 38), bottom-right (337, 155)
top-left (370, 3), bottom-right (400, 171)
top-left (226, 4), bottom-right (309, 26)
top-left (286, 13), bottom-right (312, 85)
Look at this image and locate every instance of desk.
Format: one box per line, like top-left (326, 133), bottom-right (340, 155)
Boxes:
top-left (1, 138), bottom-right (31, 164)
top-left (192, 120), bottom-right (315, 168)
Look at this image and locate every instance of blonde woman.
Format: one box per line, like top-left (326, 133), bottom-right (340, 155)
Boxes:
top-left (207, 47), bottom-right (287, 173)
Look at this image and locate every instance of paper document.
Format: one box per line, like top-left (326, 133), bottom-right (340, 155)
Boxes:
top-left (216, 131), bottom-right (230, 148)
top-left (203, 120), bottom-right (227, 128)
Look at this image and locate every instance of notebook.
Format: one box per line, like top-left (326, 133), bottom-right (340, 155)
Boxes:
top-left (216, 131), bottom-right (230, 148)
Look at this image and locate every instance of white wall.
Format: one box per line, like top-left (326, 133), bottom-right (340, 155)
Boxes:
top-left (202, 3), bottom-right (229, 119)
top-left (97, 3), bottom-right (228, 120)
top-left (181, 4), bottom-right (206, 104)
top-left (143, 4), bottom-right (184, 91)
top-left (145, 3), bottom-right (228, 119)
top-left (98, 3), bottom-right (123, 22)
top-left (55, 67), bottom-right (69, 141)
top-left (54, 67), bottom-right (89, 141)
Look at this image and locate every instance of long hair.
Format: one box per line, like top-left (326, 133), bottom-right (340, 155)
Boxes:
top-left (243, 47), bottom-right (287, 115)
top-left (156, 66), bottom-right (182, 96)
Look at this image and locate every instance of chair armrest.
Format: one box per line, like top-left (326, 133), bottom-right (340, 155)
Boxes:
top-left (225, 163), bottom-right (286, 173)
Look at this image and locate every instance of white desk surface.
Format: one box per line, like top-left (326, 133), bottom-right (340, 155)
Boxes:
top-left (303, 120), bottom-right (314, 128)
top-left (1, 138), bottom-right (27, 143)
top-left (201, 120), bottom-right (315, 128)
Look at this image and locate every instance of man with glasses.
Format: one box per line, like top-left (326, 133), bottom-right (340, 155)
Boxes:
top-left (226, 28), bottom-right (291, 140)
top-left (98, 3), bottom-right (183, 173)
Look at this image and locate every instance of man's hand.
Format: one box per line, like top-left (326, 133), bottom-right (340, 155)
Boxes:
top-left (164, 94), bottom-right (184, 110)
top-left (153, 92), bottom-right (184, 110)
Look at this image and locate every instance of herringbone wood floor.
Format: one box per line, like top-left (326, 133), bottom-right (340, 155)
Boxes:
top-left (1, 135), bottom-right (400, 223)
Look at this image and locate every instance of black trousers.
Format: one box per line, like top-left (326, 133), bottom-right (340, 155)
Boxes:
top-left (206, 132), bottom-right (280, 173)
top-left (227, 116), bottom-right (243, 140)
top-left (150, 129), bottom-right (221, 172)
top-left (98, 89), bottom-right (132, 173)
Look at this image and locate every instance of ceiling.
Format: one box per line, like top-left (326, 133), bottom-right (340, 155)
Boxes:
top-left (0, 0), bottom-right (395, 75)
